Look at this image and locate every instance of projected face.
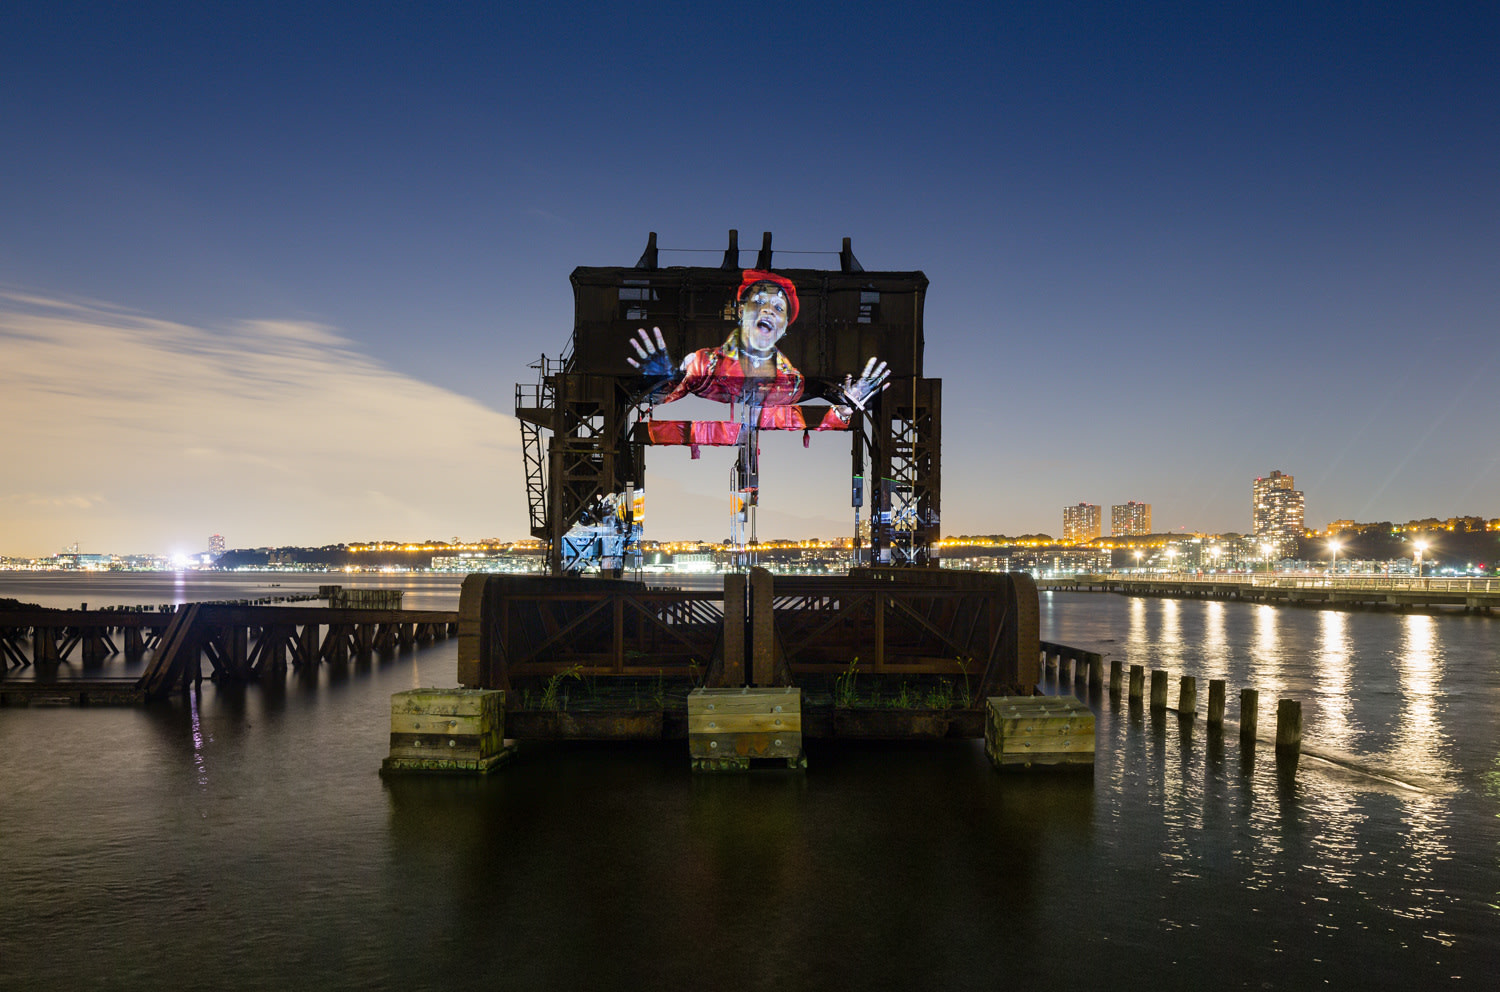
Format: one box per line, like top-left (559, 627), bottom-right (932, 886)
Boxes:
top-left (736, 284), bottom-right (790, 359)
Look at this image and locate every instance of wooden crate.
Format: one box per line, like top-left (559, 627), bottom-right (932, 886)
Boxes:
top-left (380, 688), bottom-right (513, 775)
top-left (985, 696), bottom-right (1095, 770)
top-left (687, 687), bottom-right (804, 771)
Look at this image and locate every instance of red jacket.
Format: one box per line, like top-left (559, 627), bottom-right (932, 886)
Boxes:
top-left (653, 345), bottom-right (849, 432)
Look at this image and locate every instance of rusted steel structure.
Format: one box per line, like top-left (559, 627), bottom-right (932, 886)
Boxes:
top-left (0, 604), bottom-right (458, 699)
top-left (491, 235), bottom-right (1041, 741)
top-left (516, 231), bottom-right (941, 572)
top-left (457, 567), bottom-right (1040, 740)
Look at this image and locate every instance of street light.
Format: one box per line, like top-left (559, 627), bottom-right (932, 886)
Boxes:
top-left (1261, 542), bottom-right (1275, 574)
top-left (1414, 539), bottom-right (1429, 579)
top-left (1328, 539), bottom-right (1341, 579)
top-left (1133, 549), bottom-right (1143, 574)
top-left (1166, 546), bottom-right (1179, 573)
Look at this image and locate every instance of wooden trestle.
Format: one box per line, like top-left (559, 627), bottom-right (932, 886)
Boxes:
top-left (0, 605), bottom-right (458, 698)
top-left (457, 566), bottom-right (1040, 741)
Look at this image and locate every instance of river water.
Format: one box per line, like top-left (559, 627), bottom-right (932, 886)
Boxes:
top-left (1, 574), bottom-right (1496, 989)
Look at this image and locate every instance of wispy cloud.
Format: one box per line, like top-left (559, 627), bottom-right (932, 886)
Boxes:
top-left (0, 293), bottom-right (525, 555)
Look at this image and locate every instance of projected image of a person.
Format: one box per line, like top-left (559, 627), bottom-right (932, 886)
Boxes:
top-left (627, 269), bottom-right (888, 430)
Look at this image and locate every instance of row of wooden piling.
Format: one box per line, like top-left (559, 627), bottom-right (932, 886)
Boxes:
top-left (76, 594), bottom-right (324, 613)
top-left (1040, 645), bottom-right (1303, 754)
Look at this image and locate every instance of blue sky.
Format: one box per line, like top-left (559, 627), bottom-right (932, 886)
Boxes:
top-left (2, 2), bottom-right (1496, 555)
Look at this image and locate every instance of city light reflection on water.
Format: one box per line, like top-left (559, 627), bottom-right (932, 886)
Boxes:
top-left (1, 577), bottom-right (1498, 987)
top-left (1200, 599), bottom-right (1229, 683)
top-left (1252, 602), bottom-right (1285, 699)
top-left (1317, 610), bottom-right (1355, 751)
top-left (189, 688), bottom-right (210, 790)
top-left (1157, 596), bottom-right (1182, 672)
top-left (1046, 590), bottom-right (1499, 964)
top-left (1126, 594), bottom-right (1147, 670)
top-left (1394, 615), bottom-right (1448, 780)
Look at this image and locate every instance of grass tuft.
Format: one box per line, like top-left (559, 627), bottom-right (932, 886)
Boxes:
top-left (540, 665), bottom-right (584, 711)
top-left (834, 658), bottom-right (860, 707)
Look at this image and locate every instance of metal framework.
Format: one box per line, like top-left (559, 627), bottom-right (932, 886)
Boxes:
top-left (455, 567), bottom-right (1041, 740)
top-left (515, 231), bottom-right (942, 573)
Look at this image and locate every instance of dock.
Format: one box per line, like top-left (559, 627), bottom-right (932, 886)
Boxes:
top-left (1036, 574), bottom-right (1500, 613)
top-left (1, 600), bottom-right (458, 700)
top-left (0, 679), bottom-right (145, 706)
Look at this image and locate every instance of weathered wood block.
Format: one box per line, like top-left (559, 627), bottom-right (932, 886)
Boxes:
top-left (687, 687), bottom-right (803, 770)
top-left (985, 696), bottom-right (1095, 770)
top-left (380, 688), bottom-right (512, 775)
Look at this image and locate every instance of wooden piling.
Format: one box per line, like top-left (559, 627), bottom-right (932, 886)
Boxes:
top-left (1128, 664), bottom-right (1144, 702)
top-left (1109, 659), bottom-right (1122, 695)
top-left (1178, 676), bottom-right (1196, 717)
top-left (749, 568), bottom-right (776, 687)
top-left (35, 627), bottom-right (59, 662)
top-left (1207, 679), bottom-right (1226, 726)
top-left (1087, 655), bottom-right (1103, 692)
top-left (1240, 688), bottom-right (1259, 742)
top-left (1149, 669), bottom-right (1168, 711)
top-left (225, 624), bottom-right (249, 679)
top-left (1275, 699), bottom-right (1302, 752)
top-left (297, 623), bottom-right (319, 668)
top-left (721, 572), bottom-right (746, 686)
top-left (82, 629), bottom-right (110, 665)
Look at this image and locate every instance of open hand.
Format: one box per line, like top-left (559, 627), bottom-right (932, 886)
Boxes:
top-left (837, 357), bottom-right (890, 411)
top-left (626, 326), bottom-right (675, 378)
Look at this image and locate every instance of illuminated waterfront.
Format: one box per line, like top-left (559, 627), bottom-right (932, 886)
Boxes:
top-left (1, 576), bottom-right (1497, 988)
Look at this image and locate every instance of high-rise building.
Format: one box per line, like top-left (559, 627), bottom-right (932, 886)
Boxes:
top-left (1111, 501), bottom-right (1152, 536)
top-left (1252, 471), bottom-right (1304, 557)
top-left (1062, 503), bottom-right (1101, 544)
top-left (209, 534), bottom-right (226, 554)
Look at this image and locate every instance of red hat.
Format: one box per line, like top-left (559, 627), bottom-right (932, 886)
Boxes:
top-left (738, 269), bottom-right (799, 325)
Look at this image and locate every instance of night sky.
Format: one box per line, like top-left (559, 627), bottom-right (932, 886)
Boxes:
top-left (2, 2), bottom-right (1496, 556)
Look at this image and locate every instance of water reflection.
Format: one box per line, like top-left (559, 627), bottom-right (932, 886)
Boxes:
top-left (1390, 615), bottom-right (1450, 783)
top-left (1316, 611), bottom-right (1356, 750)
top-left (1201, 601), bottom-right (1229, 682)
top-left (1158, 598), bottom-right (1182, 672)
top-left (1253, 604), bottom-right (1285, 697)
top-left (1127, 596), bottom-right (1147, 670)
top-left (189, 689), bottom-right (210, 789)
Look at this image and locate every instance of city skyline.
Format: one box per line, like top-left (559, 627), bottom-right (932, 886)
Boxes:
top-left (6, 500), bottom-right (1495, 565)
top-left (2, 5), bottom-right (1496, 556)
